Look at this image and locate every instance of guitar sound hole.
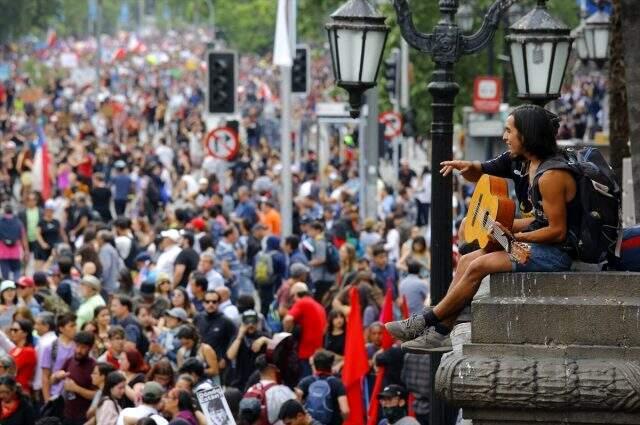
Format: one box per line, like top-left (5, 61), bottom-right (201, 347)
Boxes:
top-left (471, 194), bottom-right (483, 227)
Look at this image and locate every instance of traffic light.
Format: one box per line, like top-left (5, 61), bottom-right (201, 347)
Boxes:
top-left (292, 46), bottom-right (309, 94)
top-left (207, 50), bottom-right (237, 115)
top-left (402, 108), bottom-right (416, 138)
top-left (384, 48), bottom-right (400, 102)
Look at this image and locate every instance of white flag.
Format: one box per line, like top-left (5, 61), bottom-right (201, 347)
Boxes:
top-left (273, 0), bottom-right (292, 67)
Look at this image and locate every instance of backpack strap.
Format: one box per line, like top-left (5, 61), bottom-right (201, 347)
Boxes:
top-left (50, 338), bottom-right (59, 365)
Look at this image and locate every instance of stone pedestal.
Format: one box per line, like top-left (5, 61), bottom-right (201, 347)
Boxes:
top-left (436, 272), bottom-right (640, 425)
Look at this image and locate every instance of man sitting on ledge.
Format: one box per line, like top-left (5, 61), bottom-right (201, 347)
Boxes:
top-left (386, 104), bottom-right (578, 353)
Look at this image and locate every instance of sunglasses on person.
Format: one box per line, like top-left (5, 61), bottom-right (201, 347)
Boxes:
top-left (204, 299), bottom-right (219, 305)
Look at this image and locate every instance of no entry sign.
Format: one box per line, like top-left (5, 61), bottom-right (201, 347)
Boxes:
top-left (379, 111), bottom-right (403, 139)
top-left (204, 127), bottom-right (239, 160)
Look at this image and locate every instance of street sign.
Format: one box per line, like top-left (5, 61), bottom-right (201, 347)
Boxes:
top-left (473, 76), bottom-right (502, 113)
top-left (204, 127), bottom-right (239, 160)
top-left (379, 111), bottom-right (403, 139)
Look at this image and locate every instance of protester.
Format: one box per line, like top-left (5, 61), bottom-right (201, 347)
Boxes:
top-left (0, 375), bottom-right (36, 425)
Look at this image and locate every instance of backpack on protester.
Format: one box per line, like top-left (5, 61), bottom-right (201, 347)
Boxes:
top-left (243, 382), bottom-right (277, 425)
top-left (254, 251), bottom-right (275, 286)
top-left (0, 216), bottom-right (21, 246)
top-left (121, 236), bottom-right (141, 270)
top-left (39, 288), bottom-right (71, 316)
top-left (325, 243), bottom-right (341, 274)
top-left (532, 147), bottom-right (622, 264)
top-left (304, 377), bottom-right (336, 424)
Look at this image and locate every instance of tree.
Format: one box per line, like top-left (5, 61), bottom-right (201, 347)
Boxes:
top-left (620, 0), bottom-right (640, 221)
top-left (0, 0), bottom-right (60, 42)
top-left (608, 0), bottom-right (630, 186)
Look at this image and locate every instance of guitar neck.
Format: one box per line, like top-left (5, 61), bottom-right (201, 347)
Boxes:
top-left (486, 224), bottom-right (514, 254)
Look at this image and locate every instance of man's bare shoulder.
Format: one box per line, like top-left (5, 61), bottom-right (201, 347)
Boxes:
top-left (538, 169), bottom-right (575, 188)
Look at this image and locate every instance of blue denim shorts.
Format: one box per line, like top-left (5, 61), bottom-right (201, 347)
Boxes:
top-left (511, 243), bottom-right (572, 272)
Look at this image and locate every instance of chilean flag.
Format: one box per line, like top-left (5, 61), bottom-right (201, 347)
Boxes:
top-left (32, 125), bottom-right (52, 201)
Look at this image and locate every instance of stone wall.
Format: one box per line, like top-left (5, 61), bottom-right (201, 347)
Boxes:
top-left (436, 272), bottom-right (640, 425)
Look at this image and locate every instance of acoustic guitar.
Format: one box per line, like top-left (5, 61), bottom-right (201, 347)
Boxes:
top-left (464, 175), bottom-right (531, 264)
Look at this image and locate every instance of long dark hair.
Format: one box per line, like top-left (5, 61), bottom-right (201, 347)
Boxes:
top-left (146, 359), bottom-right (175, 388)
top-left (98, 371), bottom-right (126, 408)
top-left (0, 375), bottom-right (21, 397)
top-left (510, 104), bottom-right (559, 161)
top-left (327, 309), bottom-right (346, 335)
top-left (177, 389), bottom-right (197, 413)
top-left (14, 319), bottom-right (34, 346)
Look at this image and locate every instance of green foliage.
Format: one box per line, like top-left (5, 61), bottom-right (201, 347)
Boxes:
top-left (0, 0), bottom-right (61, 42)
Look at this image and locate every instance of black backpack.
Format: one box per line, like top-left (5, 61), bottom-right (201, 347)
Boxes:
top-left (325, 243), bottom-right (340, 274)
top-left (0, 217), bottom-right (22, 246)
top-left (533, 147), bottom-right (622, 264)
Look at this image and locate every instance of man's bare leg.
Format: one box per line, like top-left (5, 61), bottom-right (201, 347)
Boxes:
top-left (399, 251), bottom-right (513, 353)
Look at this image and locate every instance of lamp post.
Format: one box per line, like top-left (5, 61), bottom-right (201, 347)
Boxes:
top-left (327, 0), bottom-right (516, 424)
top-left (582, 0), bottom-right (611, 67)
top-left (506, 0), bottom-right (573, 106)
top-left (325, 0), bottom-right (389, 118)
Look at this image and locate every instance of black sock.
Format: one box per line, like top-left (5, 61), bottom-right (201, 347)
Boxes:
top-left (434, 323), bottom-right (451, 336)
top-left (422, 309), bottom-right (440, 327)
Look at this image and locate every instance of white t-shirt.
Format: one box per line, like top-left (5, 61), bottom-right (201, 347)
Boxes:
top-left (116, 404), bottom-right (168, 425)
top-left (156, 243), bottom-right (182, 276)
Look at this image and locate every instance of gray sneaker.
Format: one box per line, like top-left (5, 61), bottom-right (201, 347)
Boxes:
top-left (401, 327), bottom-right (453, 354)
top-left (385, 313), bottom-right (427, 342)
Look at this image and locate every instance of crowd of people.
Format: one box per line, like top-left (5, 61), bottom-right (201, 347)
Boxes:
top-left (554, 75), bottom-right (607, 141)
top-left (0, 24), bottom-right (434, 425)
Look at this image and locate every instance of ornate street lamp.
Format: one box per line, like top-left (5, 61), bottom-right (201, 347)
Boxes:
top-left (583, 2), bottom-right (611, 66)
top-left (457, 4), bottom-right (474, 33)
top-left (325, 0), bottom-right (390, 118)
top-left (506, 0), bottom-right (573, 105)
top-left (571, 22), bottom-right (590, 63)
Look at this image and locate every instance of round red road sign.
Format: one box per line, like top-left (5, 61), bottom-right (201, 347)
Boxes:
top-left (379, 111), bottom-right (403, 139)
top-left (204, 127), bottom-right (239, 161)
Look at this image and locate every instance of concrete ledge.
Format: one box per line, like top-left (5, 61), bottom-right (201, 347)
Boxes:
top-left (462, 343), bottom-right (640, 362)
top-left (463, 408), bottom-right (640, 425)
top-left (472, 296), bottom-right (640, 346)
top-left (489, 272), bottom-right (640, 298)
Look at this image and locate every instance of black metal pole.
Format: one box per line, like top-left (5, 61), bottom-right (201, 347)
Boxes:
top-left (428, 62), bottom-right (458, 425)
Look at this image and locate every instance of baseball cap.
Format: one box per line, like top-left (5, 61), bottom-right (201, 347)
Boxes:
top-left (241, 309), bottom-right (259, 325)
top-left (80, 275), bottom-right (101, 291)
top-left (135, 251), bottom-right (151, 263)
top-left (156, 272), bottom-right (171, 284)
top-left (289, 282), bottom-right (309, 296)
top-left (44, 200), bottom-right (56, 210)
top-left (189, 217), bottom-right (206, 232)
top-left (378, 384), bottom-right (407, 399)
top-left (114, 160), bottom-right (126, 169)
top-left (161, 229), bottom-right (181, 242)
top-left (17, 276), bottom-right (35, 288)
top-left (289, 263), bottom-right (310, 278)
top-left (165, 307), bottom-right (188, 322)
top-left (141, 381), bottom-right (164, 402)
top-left (0, 280), bottom-right (16, 293)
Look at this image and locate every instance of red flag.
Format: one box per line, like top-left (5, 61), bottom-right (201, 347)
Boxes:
top-left (343, 287), bottom-right (369, 425)
top-left (46, 30), bottom-right (57, 48)
top-left (367, 288), bottom-right (395, 425)
top-left (380, 288), bottom-right (395, 349)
